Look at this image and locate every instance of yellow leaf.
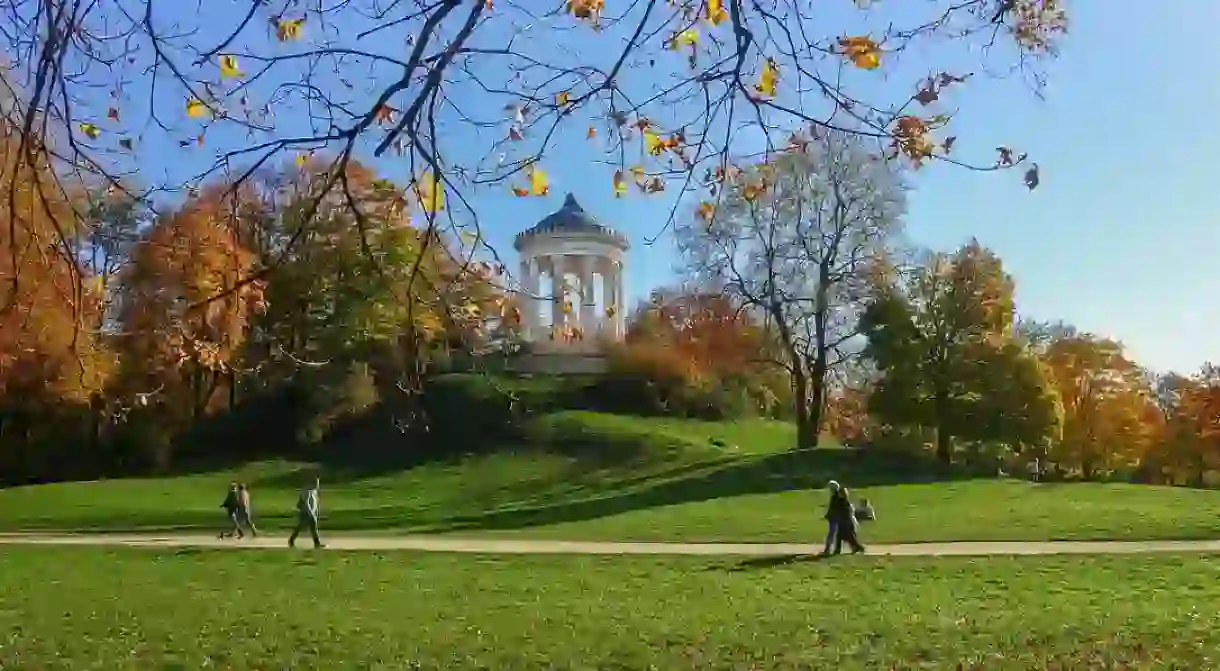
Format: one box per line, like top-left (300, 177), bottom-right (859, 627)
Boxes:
top-left (78, 122), bottom-right (100, 139)
top-left (707, 0), bottom-right (728, 25)
top-left (696, 201), bottom-right (715, 221)
top-left (755, 58), bottom-right (778, 98)
top-left (295, 152), bottom-right (311, 167)
top-left (556, 91), bottom-right (570, 106)
top-left (530, 166), bottom-right (549, 196)
top-left (838, 36), bottom-right (881, 70)
top-left (186, 98), bottom-right (207, 119)
top-left (219, 55), bottom-right (244, 79)
top-left (612, 170), bottom-right (627, 198)
top-left (644, 129), bottom-right (664, 155)
top-left (416, 170), bottom-right (444, 214)
top-left (669, 29), bottom-right (699, 50)
top-left (276, 17), bottom-right (305, 42)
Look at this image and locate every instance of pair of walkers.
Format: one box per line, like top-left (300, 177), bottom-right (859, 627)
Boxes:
top-left (220, 482), bottom-right (257, 539)
top-left (218, 478), bottom-right (325, 549)
top-left (821, 480), bottom-right (873, 555)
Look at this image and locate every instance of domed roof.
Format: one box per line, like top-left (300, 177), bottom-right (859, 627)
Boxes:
top-left (513, 193), bottom-right (629, 251)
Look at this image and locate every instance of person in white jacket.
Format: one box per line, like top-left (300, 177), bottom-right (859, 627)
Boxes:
top-left (289, 477), bottom-right (325, 549)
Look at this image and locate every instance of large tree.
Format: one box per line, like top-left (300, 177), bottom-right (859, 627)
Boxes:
top-left (676, 131), bottom-right (905, 448)
top-left (1040, 332), bottom-right (1160, 479)
top-left (862, 240), bottom-right (1062, 463)
top-left (0, 0), bottom-right (1064, 350)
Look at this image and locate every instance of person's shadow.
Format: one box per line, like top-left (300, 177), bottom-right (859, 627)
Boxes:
top-left (721, 553), bottom-right (829, 572)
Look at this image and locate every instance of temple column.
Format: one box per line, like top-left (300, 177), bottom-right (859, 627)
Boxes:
top-left (613, 261), bottom-right (626, 338)
top-left (577, 256), bottom-right (595, 340)
top-left (519, 256), bottom-right (539, 339)
top-left (549, 255), bottom-right (565, 338)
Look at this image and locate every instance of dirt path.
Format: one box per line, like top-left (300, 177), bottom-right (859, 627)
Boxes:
top-left (2, 532), bottom-right (1220, 557)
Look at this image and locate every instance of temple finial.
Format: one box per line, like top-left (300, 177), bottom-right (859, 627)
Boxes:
top-left (562, 193), bottom-right (581, 209)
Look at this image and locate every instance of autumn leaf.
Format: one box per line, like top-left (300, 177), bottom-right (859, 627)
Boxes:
top-left (415, 170), bottom-right (444, 214)
top-left (696, 201), bottom-right (715, 222)
top-left (1024, 164), bottom-right (1040, 190)
top-left (669, 29), bottom-right (699, 50)
top-left (755, 58), bottom-right (779, 98)
top-left (644, 129), bottom-right (664, 155)
top-left (566, 0), bottom-right (604, 21)
top-left (275, 17), bottom-right (306, 42)
top-left (508, 126), bottom-right (523, 141)
top-left (586, 126), bottom-right (596, 139)
top-left (605, 305), bottom-right (617, 318)
top-left (706, 0), bottom-right (728, 25)
top-left (186, 98), bottom-right (207, 119)
top-left (512, 186), bottom-right (530, 197)
top-left (555, 91), bottom-right (570, 106)
top-left (914, 85), bottom-right (938, 106)
top-left (107, 107), bottom-right (120, 122)
top-left (530, 166), bottom-right (549, 195)
top-left (838, 36), bottom-right (881, 70)
top-left (374, 104), bottom-right (396, 125)
top-left (78, 122), bottom-right (100, 139)
top-left (219, 55), bottom-right (243, 79)
top-left (294, 152), bottom-right (311, 167)
top-left (612, 170), bottom-right (628, 198)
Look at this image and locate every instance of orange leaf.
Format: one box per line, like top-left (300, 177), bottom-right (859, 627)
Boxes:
top-left (837, 36), bottom-right (881, 70)
top-left (375, 104), bottom-right (396, 125)
top-left (586, 126), bottom-right (596, 139)
top-left (706, 0), bottom-right (728, 25)
top-left (512, 186), bottom-right (530, 197)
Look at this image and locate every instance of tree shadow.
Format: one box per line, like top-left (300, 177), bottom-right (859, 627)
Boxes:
top-left (415, 448), bottom-right (969, 534)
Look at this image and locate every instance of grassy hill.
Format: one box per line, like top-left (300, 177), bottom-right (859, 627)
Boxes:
top-left (4, 408), bottom-right (1220, 543)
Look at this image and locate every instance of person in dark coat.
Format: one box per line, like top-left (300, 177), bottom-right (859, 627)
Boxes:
top-left (219, 482), bottom-right (243, 539)
top-left (821, 480), bottom-right (842, 555)
top-left (829, 486), bottom-right (865, 555)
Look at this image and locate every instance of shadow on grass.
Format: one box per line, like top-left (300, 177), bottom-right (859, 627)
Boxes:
top-left (724, 553), bottom-right (828, 571)
top-left (414, 448), bottom-right (967, 534)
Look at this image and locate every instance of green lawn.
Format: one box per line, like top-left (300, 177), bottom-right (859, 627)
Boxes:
top-left (3, 411), bottom-right (1219, 544)
top-left (2, 547), bottom-right (1219, 669)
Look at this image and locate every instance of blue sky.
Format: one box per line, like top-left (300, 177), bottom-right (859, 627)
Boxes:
top-left (110, 0), bottom-right (1217, 374)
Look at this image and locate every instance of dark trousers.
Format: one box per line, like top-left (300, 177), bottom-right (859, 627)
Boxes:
top-left (221, 510), bottom-right (243, 538)
top-left (835, 522), bottom-right (864, 554)
top-left (289, 514), bottom-right (322, 548)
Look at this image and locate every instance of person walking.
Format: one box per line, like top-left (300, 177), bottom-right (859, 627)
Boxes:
top-left (236, 483), bottom-right (258, 537)
top-left (821, 480), bottom-right (842, 555)
top-left (831, 486), bottom-right (866, 555)
top-left (219, 482), bottom-right (243, 539)
top-left (288, 477), bottom-right (325, 549)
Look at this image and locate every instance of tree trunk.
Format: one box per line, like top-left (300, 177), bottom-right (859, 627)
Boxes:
top-left (792, 368), bottom-right (814, 450)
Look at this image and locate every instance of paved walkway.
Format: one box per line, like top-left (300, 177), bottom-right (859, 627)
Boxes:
top-left (2, 532), bottom-right (1220, 557)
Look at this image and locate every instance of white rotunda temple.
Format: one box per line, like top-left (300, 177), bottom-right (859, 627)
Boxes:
top-left (514, 193), bottom-right (629, 358)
